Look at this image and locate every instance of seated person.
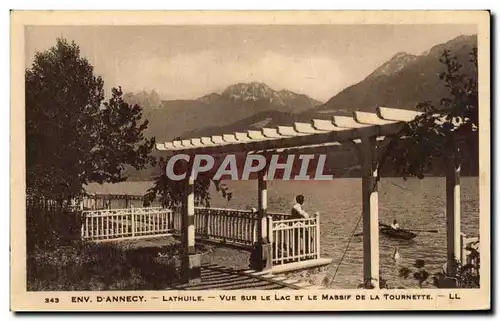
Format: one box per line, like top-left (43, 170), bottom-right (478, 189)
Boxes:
top-left (391, 219), bottom-right (400, 230)
top-left (291, 194), bottom-right (309, 219)
top-left (290, 195), bottom-right (311, 254)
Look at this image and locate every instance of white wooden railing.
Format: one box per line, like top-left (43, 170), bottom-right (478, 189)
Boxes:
top-left (269, 215), bottom-right (321, 265)
top-left (81, 207), bottom-right (173, 241)
top-left (192, 207), bottom-right (260, 246)
top-left (165, 207), bottom-right (260, 246)
top-left (80, 206), bottom-right (321, 266)
top-left (461, 234), bottom-right (480, 275)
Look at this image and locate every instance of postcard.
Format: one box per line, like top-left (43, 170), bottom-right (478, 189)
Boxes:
top-left (10, 10), bottom-right (490, 311)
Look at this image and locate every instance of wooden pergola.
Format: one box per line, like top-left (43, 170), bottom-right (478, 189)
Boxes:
top-left (156, 107), bottom-right (462, 287)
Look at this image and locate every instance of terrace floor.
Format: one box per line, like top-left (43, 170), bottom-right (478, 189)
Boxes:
top-left (112, 236), bottom-right (332, 290)
top-left (170, 264), bottom-right (324, 290)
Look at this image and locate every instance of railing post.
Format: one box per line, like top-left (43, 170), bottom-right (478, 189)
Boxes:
top-left (267, 215), bottom-right (273, 245)
top-left (258, 172), bottom-right (268, 243)
top-left (361, 136), bottom-right (380, 289)
top-left (446, 159), bottom-right (461, 277)
top-left (460, 233), bottom-right (467, 267)
top-left (80, 202), bottom-right (85, 239)
top-left (81, 215), bottom-right (85, 240)
top-left (131, 207), bottom-right (135, 237)
top-left (316, 212), bottom-right (321, 259)
top-left (267, 215), bottom-right (274, 264)
top-left (252, 219), bottom-right (257, 244)
top-left (250, 171), bottom-right (272, 271)
top-left (204, 208), bottom-right (210, 237)
top-left (181, 175), bottom-right (201, 285)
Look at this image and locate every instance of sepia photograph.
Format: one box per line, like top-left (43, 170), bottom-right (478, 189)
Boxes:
top-left (10, 11), bottom-right (490, 311)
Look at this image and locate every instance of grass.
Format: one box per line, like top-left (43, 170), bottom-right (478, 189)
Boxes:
top-left (27, 237), bottom-right (212, 291)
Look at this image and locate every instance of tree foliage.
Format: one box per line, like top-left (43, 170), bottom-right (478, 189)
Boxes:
top-left (26, 38), bottom-right (155, 201)
top-left (143, 157), bottom-right (232, 208)
top-left (379, 48), bottom-right (478, 178)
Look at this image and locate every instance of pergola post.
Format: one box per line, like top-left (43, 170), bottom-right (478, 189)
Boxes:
top-left (250, 171), bottom-right (272, 271)
top-left (446, 161), bottom-right (461, 276)
top-left (361, 136), bottom-right (379, 288)
top-left (181, 174), bottom-right (201, 285)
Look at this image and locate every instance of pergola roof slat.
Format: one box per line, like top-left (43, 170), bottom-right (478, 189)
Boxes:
top-left (156, 107), bottom-right (411, 154)
top-left (376, 107), bottom-right (422, 122)
top-left (191, 138), bottom-right (203, 147)
top-left (294, 122), bottom-right (325, 134)
top-left (211, 135), bottom-right (225, 144)
top-left (182, 139), bottom-right (195, 148)
top-left (311, 119), bottom-right (340, 131)
top-left (156, 143), bottom-right (167, 150)
top-left (332, 116), bottom-right (369, 128)
top-left (248, 130), bottom-right (269, 140)
top-left (173, 140), bottom-right (183, 148)
top-left (222, 134), bottom-right (238, 143)
top-left (278, 126), bottom-right (307, 136)
top-left (170, 122), bottom-right (401, 155)
top-left (201, 137), bottom-right (215, 146)
top-left (262, 128), bottom-right (283, 138)
top-left (354, 111), bottom-right (396, 126)
top-left (235, 132), bottom-right (251, 142)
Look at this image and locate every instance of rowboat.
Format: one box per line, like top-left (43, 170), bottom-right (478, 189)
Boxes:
top-left (354, 223), bottom-right (436, 240)
top-left (379, 226), bottom-right (417, 240)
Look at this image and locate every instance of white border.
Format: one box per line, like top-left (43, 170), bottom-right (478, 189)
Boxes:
top-left (3, 2), bottom-right (498, 320)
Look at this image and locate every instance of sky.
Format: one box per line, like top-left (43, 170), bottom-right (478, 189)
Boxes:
top-left (25, 24), bottom-right (476, 102)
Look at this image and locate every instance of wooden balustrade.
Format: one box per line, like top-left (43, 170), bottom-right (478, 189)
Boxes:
top-left (80, 206), bottom-right (284, 245)
top-left (167, 207), bottom-right (295, 248)
top-left (80, 206), bottom-right (322, 268)
top-left (26, 196), bottom-right (72, 210)
top-left (193, 207), bottom-right (259, 246)
top-left (460, 234), bottom-right (480, 276)
top-left (81, 207), bottom-right (172, 241)
top-left (267, 211), bottom-right (291, 221)
top-left (269, 215), bottom-right (321, 265)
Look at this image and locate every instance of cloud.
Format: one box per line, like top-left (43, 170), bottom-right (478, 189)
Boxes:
top-left (112, 50), bottom-right (346, 101)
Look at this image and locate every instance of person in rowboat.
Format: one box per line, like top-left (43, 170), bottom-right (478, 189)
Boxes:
top-left (391, 219), bottom-right (400, 230)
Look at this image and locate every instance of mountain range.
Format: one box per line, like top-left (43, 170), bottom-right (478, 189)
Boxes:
top-left (303, 35), bottom-right (477, 120)
top-left (124, 34), bottom-right (478, 180)
top-left (128, 82), bottom-right (321, 143)
top-left (169, 35), bottom-right (477, 139)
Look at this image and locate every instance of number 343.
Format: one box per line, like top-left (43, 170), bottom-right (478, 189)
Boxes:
top-left (44, 298), bottom-right (59, 303)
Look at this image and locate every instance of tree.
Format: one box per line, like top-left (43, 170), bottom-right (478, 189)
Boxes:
top-left (379, 48), bottom-right (478, 178)
top-left (92, 86), bottom-right (156, 183)
top-left (26, 38), bottom-right (155, 201)
top-left (143, 157), bottom-right (231, 208)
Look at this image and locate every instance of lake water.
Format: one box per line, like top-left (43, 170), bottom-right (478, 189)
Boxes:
top-left (206, 177), bottom-right (480, 289)
top-left (88, 177), bottom-right (479, 289)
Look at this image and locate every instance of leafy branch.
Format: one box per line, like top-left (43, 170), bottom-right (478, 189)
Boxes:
top-left (376, 48), bottom-right (478, 180)
top-left (143, 156), bottom-right (232, 208)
